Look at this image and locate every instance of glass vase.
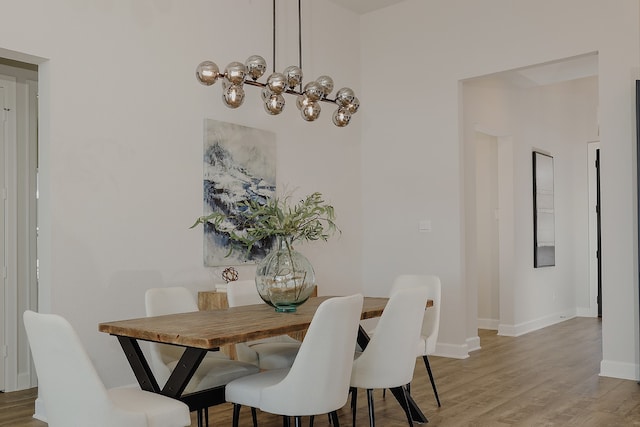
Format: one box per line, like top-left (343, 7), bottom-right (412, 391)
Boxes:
top-left (255, 237), bottom-right (316, 312)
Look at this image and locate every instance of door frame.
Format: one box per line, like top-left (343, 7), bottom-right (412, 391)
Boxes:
top-left (587, 141), bottom-right (600, 318)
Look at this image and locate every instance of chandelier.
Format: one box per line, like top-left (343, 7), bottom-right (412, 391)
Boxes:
top-left (195, 0), bottom-right (359, 127)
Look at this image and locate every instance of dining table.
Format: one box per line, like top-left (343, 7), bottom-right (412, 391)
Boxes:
top-left (98, 295), bottom-right (432, 423)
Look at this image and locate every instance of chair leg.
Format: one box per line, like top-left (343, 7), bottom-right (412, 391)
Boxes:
top-left (232, 404), bottom-right (241, 427)
top-left (197, 409), bottom-right (203, 427)
top-left (251, 407), bottom-right (258, 427)
top-left (399, 386), bottom-right (414, 427)
top-left (423, 355), bottom-right (441, 407)
top-left (351, 387), bottom-right (358, 427)
top-left (366, 389), bottom-right (375, 427)
top-left (205, 406), bottom-right (209, 427)
top-left (330, 411), bottom-right (340, 427)
top-left (310, 415), bottom-right (314, 427)
top-left (283, 416), bottom-right (291, 427)
top-left (294, 416), bottom-right (303, 427)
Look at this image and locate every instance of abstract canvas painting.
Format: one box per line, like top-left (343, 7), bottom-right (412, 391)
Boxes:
top-left (202, 119), bottom-right (276, 266)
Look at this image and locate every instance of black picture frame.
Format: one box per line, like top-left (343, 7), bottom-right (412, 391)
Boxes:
top-left (533, 151), bottom-right (555, 267)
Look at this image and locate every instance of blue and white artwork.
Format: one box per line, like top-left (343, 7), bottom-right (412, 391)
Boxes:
top-left (202, 119), bottom-right (277, 266)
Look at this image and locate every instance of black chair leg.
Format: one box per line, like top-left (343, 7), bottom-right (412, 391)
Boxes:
top-left (232, 404), bottom-right (241, 427)
top-left (197, 409), bottom-right (203, 427)
top-left (423, 355), bottom-right (441, 407)
top-left (283, 416), bottom-right (291, 427)
top-left (310, 415), bottom-right (315, 427)
top-left (366, 389), bottom-right (375, 427)
top-left (330, 411), bottom-right (340, 427)
top-left (294, 416), bottom-right (303, 427)
top-left (351, 387), bottom-right (358, 427)
top-left (251, 407), bottom-right (258, 427)
top-left (399, 386), bottom-right (414, 427)
top-left (205, 406), bottom-right (209, 427)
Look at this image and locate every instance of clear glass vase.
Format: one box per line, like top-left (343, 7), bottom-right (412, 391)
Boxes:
top-left (255, 236), bottom-right (316, 312)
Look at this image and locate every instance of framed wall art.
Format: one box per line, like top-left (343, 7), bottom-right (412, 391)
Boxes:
top-left (532, 151), bottom-right (555, 267)
top-left (202, 119), bottom-right (277, 266)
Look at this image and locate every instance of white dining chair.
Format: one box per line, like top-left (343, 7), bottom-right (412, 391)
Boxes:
top-left (391, 274), bottom-right (442, 407)
top-left (145, 287), bottom-right (260, 427)
top-left (23, 310), bottom-right (191, 427)
top-left (225, 293), bottom-right (364, 427)
top-left (226, 280), bottom-right (301, 370)
top-left (350, 286), bottom-right (430, 427)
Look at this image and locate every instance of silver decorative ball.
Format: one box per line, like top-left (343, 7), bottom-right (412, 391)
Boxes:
top-left (267, 72), bottom-right (287, 94)
top-left (283, 66), bottom-right (303, 89)
top-left (296, 94), bottom-right (311, 110)
top-left (304, 81), bottom-right (324, 101)
top-left (245, 55), bottom-right (267, 81)
top-left (316, 75), bottom-right (334, 96)
top-left (261, 87), bottom-right (273, 101)
top-left (196, 61), bottom-right (220, 86)
top-left (264, 93), bottom-right (285, 115)
top-left (300, 101), bottom-right (321, 121)
top-left (346, 96), bottom-right (360, 114)
top-left (332, 108), bottom-right (351, 127)
top-left (222, 84), bottom-right (245, 108)
top-left (224, 62), bottom-right (246, 85)
top-left (335, 87), bottom-right (356, 107)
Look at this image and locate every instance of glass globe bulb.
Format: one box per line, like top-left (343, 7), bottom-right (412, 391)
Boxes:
top-left (245, 55), bottom-right (267, 81)
top-left (196, 61), bottom-right (220, 86)
top-left (335, 87), bottom-right (356, 107)
top-left (283, 65), bottom-right (303, 89)
top-left (296, 94), bottom-right (311, 110)
top-left (300, 101), bottom-right (321, 121)
top-left (316, 75), bottom-right (334, 96)
top-left (224, 62), bottom-right (247, 85)
top-left (264, 93), bottom-right (286, 115)
top-left (346, 96), bottom-right (360, 114)
top-left (303, 81), bottom-right (324, 102)
top-left (222, 84), bottom-right (245, 108)
top-left (267, 72), bottom-right (287, 94)
top-left (332, 107), bottom-right (351, 127)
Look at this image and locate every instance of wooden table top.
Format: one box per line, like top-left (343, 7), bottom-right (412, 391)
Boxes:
top-left (99, 296), bottom-right (392, 350)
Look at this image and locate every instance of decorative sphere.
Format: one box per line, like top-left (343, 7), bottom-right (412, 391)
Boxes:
top-left (261, 87), bottom-right (273, 101)
top-left (267, 72), bottom-right (287, 94)
top-left (335, 87), bottom-right (356, 107)
top-left (222, 84), bottom-right (245, 108)
top-left (296, 94), bottom-right (311, 110)
top-left (316, 75), bottom-right (334, 96)
top-left (224, 62), bottom-right (246, 85)
top-left (300, 101), bottom-right (321, 121)
top-left (283, 65), bottom-right (303, 89)
top-left (264, 93), bottom-right (285, 115)
top-left (332, 107), bottom-right (351, 127)
top-left (346, 96), bottom-right (360, 114)
top-left (245, 55), bottom-right (267, 81)
top-left (195, 61), bottom-right (220, 86)
top-left (304, 81), bottom-right (324, 101)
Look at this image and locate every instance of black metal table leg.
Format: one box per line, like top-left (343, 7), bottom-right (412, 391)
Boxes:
top-left (117, 336), bottom-right (160, 392)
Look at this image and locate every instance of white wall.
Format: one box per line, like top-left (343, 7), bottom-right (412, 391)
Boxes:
top-left (0, 0), bottom-right (363, 388)
top-left (361, 0), bottom-right (639, 378)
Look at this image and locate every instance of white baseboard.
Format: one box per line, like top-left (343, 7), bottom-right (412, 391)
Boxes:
top-left (34, 396), bottom-right (47, 422)
top-left (434, 342), bottom-right (469, 359)
top-left (600, 359), bottom-right (639, 381)
top-left (576, 307), bottom-right (597, 317)
top-left (466, 335), bottom-right (481, 352)
top-left (498, 309), bottom-right (576, 337)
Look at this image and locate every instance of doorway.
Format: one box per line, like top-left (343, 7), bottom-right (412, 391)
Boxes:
top-left (0, 58), bottom-right (38, 392)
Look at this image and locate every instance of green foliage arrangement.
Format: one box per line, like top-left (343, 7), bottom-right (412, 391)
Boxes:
top-left (191, 191), bottom-right (339, 255)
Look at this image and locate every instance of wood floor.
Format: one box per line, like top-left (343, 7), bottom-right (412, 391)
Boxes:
top-left (2, 317), bottom-right (640, 426)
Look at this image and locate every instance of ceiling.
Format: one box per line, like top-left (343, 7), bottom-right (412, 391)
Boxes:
top-left (327, 0), bottom-right (407, 14)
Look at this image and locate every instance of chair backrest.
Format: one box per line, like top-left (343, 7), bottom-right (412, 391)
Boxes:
top-left (145, 287), bottom-right (199, 382)
top-left (259, 294), bottom-right (364, 416)
top-left (391, 274), bottom-right (441, 354)
top-left (226, 280), bottom-right (264, 307)
top-left (351, 286), bottom-right (430, 388)
top-left (23, 310), bottom-right (147, 427)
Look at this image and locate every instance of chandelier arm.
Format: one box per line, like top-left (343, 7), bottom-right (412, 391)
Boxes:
top-left (272, 0), bottom-right (276, 72)
top-left (298, 0), bottom-right (302, 92)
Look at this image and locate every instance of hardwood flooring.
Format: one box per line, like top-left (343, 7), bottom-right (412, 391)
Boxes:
top-left (2, 317), bottom-right (639, 426)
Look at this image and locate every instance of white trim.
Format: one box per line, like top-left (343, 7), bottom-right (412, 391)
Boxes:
top-left (599, 360), bottom-right (639, 381)
top-left (33, 396), bottom-right (47, 422)
top-left (466, 335), bottom-right (481, 352)
top-left (587, 141), bottom-right (600, 318)
top-left (434, 342), bottom-right (469, 359)
top-left (498, 310), bottom-right (576, 337)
